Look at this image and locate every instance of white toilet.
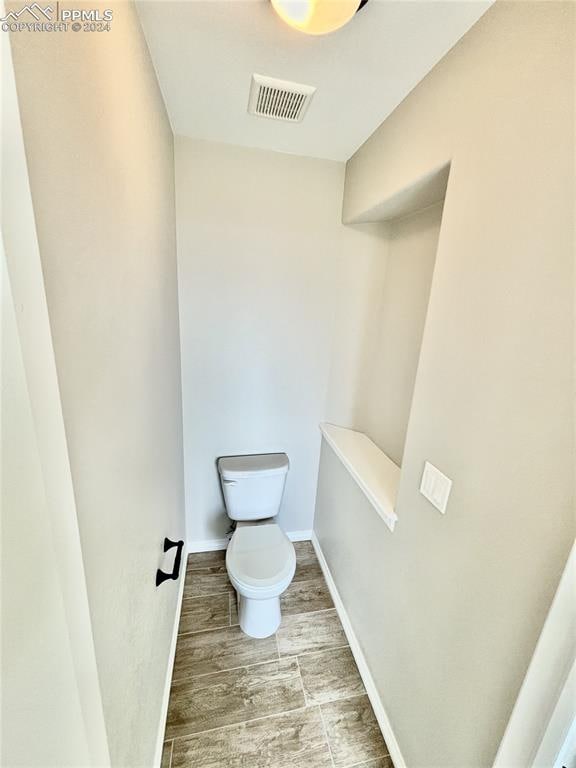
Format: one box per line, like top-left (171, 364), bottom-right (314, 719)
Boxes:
top-left (218, 453), bottom-right (295, 639)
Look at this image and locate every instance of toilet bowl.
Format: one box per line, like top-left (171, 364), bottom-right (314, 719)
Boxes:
top-left (218, 452), bottom-right (294, 638)
top-left (226, 522), bottom-right (296, 638)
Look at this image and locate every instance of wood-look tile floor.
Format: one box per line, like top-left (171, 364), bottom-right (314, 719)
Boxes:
top-left (162, 541), bottom-right (393, 768)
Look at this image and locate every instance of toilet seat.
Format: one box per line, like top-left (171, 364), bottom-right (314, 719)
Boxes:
top-left (226, 523), bottom-right (296, 600)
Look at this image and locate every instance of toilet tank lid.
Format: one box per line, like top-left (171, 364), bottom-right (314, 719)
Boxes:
top-left (218, 453), bottom-right (289, 479)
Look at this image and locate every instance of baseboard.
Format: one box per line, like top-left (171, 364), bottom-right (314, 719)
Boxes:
top-left (311, 532), bottom-right (407, 768)
top-left (188, 529), bottom-right (312, 553)
top-left (287, 529), bottom-right (313, 542)
top-left (188, 537), bottom-right (229, 553)
top-left (153, 544), bottom-right (187, 768)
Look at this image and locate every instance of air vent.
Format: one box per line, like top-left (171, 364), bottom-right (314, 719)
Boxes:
top-left (248, 74), bottom-right (316, 123)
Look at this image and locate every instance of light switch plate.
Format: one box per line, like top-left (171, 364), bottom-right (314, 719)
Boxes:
top-left (420, 461), bottom-right (452, 514)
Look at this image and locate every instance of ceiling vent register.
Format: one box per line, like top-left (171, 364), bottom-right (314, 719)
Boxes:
top-left (248, 74), bottom-right (316, 123)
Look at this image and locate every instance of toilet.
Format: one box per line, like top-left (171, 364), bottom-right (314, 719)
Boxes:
top-left (218, 453), bottom-right (295, 639)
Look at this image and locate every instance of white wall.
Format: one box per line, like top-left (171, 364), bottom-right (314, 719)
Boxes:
top-left (1, 28), bottom-right (109, 765)
top-left (316, 2), bottom-right (575, 766)
top-left (9, 4), bottom-right (185, 766)
top-left (1, 253), bottom-right (93, 768)
top-left (323, 222), bottom-right (389, 432)
top-left (356, 203), bottom-right (442, 465)
top-left (176, 137), bottom-right (387, 545)
top-left (495, 542), bottom-right (576, 767)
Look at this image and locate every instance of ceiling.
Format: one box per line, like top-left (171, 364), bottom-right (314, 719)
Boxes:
top-left (137, 0), bottom-right (492, 162)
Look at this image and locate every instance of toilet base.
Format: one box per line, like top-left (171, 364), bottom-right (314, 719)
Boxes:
top-left (237, 591), bottom-right (281, 638)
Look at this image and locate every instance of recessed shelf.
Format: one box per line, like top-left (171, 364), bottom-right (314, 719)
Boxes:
top-left (319, 423), bottom-right (400, 532)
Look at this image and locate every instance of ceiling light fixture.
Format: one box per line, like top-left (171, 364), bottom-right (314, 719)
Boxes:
top-left (271, 0), bottom-right (369, 36)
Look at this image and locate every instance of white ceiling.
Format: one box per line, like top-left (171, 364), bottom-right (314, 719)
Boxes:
top-left (137, 0), bottom-right (492, 161)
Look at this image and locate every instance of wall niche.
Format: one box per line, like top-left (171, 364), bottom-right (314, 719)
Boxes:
top-left (355, 201), bottom-right (443, 465)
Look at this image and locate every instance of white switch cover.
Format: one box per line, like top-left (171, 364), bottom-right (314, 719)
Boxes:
top-left (420, 461), bottom-right (452, 514)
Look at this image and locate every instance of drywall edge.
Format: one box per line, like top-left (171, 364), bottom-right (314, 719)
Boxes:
top-left (153, 548), bottom-right (187, 767)
top-left (311, 532), bottom-right (407, 768)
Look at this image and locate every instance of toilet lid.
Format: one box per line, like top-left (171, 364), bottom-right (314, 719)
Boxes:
top-left (226, 524), bottom-right (295, 589)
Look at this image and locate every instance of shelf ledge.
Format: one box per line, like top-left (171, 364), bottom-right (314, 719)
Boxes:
top-left (319, 423), bottom-right (400, 532)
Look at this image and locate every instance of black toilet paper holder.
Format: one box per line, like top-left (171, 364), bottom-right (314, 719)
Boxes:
top-left (156, 538), bottom-right (184, 587)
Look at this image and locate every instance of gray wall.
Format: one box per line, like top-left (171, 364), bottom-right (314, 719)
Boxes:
top-left (176, 136), bottom-right (387, 545)
top-left (2, 237), bottom-right (93, 768)
top-left (357, 203), bottom-right (441, 465)
top-left (316, 2), bottom-right (575, 766)
top-left (9, 4), bottom-right (185, 765)
top-left (2, 31), bottom-right (109, 765)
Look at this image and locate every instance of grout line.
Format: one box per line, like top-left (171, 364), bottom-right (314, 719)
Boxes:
top-left (294, 654), bottom-right (309, 707)
top-left (320, 695), bottom-right (391, 765)
top-left (284, 607), bottom-right (339, 619)
top-left (170, 652), bottom-right (287, 684)
top-left (167, 553), bottom-right (379, 763)
top-left (177, 619), bottom-right (230, 637)
top-left (296, 645), bottom-right (351, 661)
top-left (343, 755), bottom-right (391, 767)
top-left (172, 669), bottom-right (365, 719)
top-left (171, 644), bottom-right (352, 684)
top-left (181, 592), bottom-right (231, 603)
top-left (168, 636), bottom-right (379, 756)
top-left (167, 739), bottom-right (173, 768)
top-left (175, 618), bottom-right (240, 639)
top-left (344, 751), bottom-right (392, 767)
top-left (167, 689), bottom-right (382, 747)
top-left (181, 589), bottom-right (233, 601)
top-left (318, 701), bottom-right (392, 768)
top-left (286, 575), bottom-right (330, 586)
top-left (178, 604), bottom-right (339, 638)
top-left (171, 663), bottom-right (264, 685)
top-left (168, 700), bottom-right (309, 744)
top-left (318, 704), bottom-right (337, 768)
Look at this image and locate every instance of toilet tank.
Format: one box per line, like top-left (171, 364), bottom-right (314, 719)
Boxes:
top-left (218, 453), bottom-right (289, 521)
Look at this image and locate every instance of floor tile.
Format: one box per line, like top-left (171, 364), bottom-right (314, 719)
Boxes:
top-left (229, 591), bottom-right (238, 626)
top-left (298, 647), bottom-right (365, 705)
top-left (293, 540), bottom-right (316, 563)
top-left (166, 658), bottom-right (304, 739)
top-left (160, 740), bottom-right (172, 768)
top-left (292, 558), bottom-right (324, 583)
top-left (170, 706), bottom-right (332, 768)
top-left (277, 609), bottom-right (347, 657)
top-left (187, 550), bottom-right (226, 570)
top-left (348, 758), bottom-right (394, 768)
top-left (281, 577), bottom-right (333, 616)
top-left (183, 566), bottom-right (233, 599)
top-left (172, 625), bottom-right (278, 679)
top-left (166, 550), bottom-right (389, 768)
top-left (178, 594), bottom-right (230, 635)
top-left (321, 694), bottom-right (388, 767)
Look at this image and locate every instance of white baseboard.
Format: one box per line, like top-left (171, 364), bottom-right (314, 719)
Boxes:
top-left (154, 545), bottom-right (187, 768)
top-left (188, 537), bottom-right (229, 552)
top-left (311, 532), bottom-right (407, 768)
top-left (494, 540), bottom-right (576, 767)
top-left (287, 529), bottom-right (313, 542)
top-left (188, 529), bottom-right (312, 553)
